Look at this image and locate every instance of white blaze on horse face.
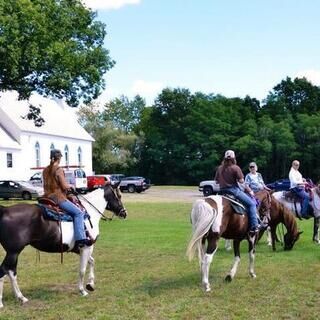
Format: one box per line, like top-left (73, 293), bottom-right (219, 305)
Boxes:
top-left (207, 195), bottom-right (223, 233)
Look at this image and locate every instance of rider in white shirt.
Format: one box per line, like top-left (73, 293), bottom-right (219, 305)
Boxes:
top-left (289, 160), bottom-right (310, 218)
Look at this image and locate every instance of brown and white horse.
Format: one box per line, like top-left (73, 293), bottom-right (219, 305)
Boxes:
top-left (186, 192), bottom-right (271, 292)
top-left (0, 184), bottom-right (127, 308)
top-left (186, 190), bottom-right (301, 291)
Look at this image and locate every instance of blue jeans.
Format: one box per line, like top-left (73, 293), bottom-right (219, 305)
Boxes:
top-left (223, 186), bottom-right (259, 229)
top-left (59, 200), bottom-right (86, 241)
top-left (292, 187), bottom-right (310, 216)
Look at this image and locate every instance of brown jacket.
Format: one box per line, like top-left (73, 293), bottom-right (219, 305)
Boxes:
top-left (214, 164), bottom-right (244, 188)
top-left (43, 164), bottom-right (70, 202)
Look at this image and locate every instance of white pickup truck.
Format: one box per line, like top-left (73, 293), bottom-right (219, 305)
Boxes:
top-left (198, 180), bottom-right (220, 196)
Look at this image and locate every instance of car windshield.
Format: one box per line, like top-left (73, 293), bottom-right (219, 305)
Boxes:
top-left (16, 181), bottom-right (33, 188)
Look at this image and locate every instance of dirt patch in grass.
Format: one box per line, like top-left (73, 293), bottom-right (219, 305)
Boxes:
top-left (122, 186), bottom-right (202, 203)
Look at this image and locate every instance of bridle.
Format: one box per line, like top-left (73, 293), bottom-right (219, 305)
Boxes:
top-left (77, 194), bottom-right (114, 221)
top-left (258, 191), bottom-right (272, 223)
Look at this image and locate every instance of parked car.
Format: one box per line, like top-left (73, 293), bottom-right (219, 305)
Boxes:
top-left (29, 171), bottom-right (43, 187)
top-left (95, 174), bottom-right (124, 186)
top-left (0, 180), bottom-right (44, 200)
top-left (29, 168), bottom-right (88, 193)
top-left (110, 174), bottom-right (125, 182)
top-left (266, 178), bottom-right (314, 191)
top-left (199, 180), bottom-right (220, 196)
top-left (119, 176), bottom-right (151, 193)
top-left (64, 169), bottom-right (88, 193)
top-left (87, 175), bottom-right (106, 191)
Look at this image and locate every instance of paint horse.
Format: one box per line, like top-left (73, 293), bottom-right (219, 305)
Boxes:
top-left (0, 184), bottom-right (127, 308)
top-left (273, 188), bottom-right (320, 245)
top-left (186, 191), bottom-right (272, 292)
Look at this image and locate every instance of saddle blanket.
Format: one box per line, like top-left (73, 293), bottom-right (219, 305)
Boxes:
top-left (221, 195), bottom-right (246, 214)
top-left (37, 204), bottom-right (89, 222)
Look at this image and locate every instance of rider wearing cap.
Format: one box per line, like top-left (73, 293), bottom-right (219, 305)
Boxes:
top-left (42, 149), bottom-right (92, 248)
top-left (214, 150), bottom-right (267, 233)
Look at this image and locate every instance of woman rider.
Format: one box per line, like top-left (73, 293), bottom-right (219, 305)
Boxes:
top-left (214, 150), bottom-right (267, 233)
top-left (42, 149), bottom-right (92, 248)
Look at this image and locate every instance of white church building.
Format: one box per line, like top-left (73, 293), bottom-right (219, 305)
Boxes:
top-left (0, 91), bottom-right (94, 181)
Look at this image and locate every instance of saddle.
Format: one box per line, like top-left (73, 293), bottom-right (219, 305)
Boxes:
top-left (283, 190), bottom-right (300, 203)
top-left (220, 193), bottom-right (246, 214)
top-left (282, 190), bottom-right (314, 218)
top-left (37, 196), bottom-right (88, 222)
top-left (38, 197), bottom-right (63, 214)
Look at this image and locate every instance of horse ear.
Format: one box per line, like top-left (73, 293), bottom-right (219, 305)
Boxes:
top-left (112, 181), bottom-right (120, 189)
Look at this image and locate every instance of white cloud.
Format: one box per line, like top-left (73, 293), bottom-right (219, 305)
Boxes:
top-left (82, 0), bottom-right (141, 10)
top-left (130, 80), bottom-right (163, 101)
top-left (295, 69), bottom-right (320, 86)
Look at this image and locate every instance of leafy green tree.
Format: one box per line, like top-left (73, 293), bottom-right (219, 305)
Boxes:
top-left (102, 95), bottom-right (146, 133)
top-left (293, 114), bottom-right (320, 180)
top-left (264, 77), bottom-right (320, 118)
top-left (77, 103), bottom-right (137, 174)
top-left (0, 0), bottom-right (114, 106)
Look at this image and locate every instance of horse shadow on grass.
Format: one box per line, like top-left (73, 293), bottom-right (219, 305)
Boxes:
top-left (135, 273), bottom-right (199, 297)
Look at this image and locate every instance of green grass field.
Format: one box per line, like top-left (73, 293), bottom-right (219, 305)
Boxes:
top-left (0, 188), bottom-right (319, 320)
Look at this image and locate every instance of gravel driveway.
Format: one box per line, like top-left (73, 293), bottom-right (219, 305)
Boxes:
top-left (121, 186), bottom-right (202, 203)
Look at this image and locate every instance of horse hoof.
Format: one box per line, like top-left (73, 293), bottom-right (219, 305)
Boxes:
top-left (80, 290), bottom-right (89, 297)
top-left (86, 284), bottom-right (95, 291)
top-left (313, 239), bottom-right (320, 245)
top-left (225, 275), bottom-right (232, 282)
top-left (20, 297), bottom-right (28, 305)
top-left (202, 283), bottom-right (211, 292)
top-left (250, 273), bottom-right (256, 279)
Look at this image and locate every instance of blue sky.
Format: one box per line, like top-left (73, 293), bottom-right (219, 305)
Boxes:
top-left (83, 0), bottom-right (320, 105)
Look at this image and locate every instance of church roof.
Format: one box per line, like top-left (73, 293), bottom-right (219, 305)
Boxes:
top-left (0, 91), bottom-right (94, 142)
top-left (0, 124), bottom-right (20, 149)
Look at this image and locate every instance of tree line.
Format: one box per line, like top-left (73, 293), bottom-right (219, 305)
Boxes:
top-left (1, 2), bottom-right (319, 185)
top-left (78, 77), bottom-right (320, 185)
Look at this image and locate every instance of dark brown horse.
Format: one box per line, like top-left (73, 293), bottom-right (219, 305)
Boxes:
top-left (0, 184), bottom-right (127, 308)
top-left (186, 191), bottom-right (271, 292)
top-left (256, 192), bottom-right (302, 251)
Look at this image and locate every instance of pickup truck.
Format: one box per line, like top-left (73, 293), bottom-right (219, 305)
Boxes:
top-left (119, 176), bottom-right (150, 193)
top-left (198, 180), bottom-right (220, 196)
top-left (87, 176), bottom-right (106, 191)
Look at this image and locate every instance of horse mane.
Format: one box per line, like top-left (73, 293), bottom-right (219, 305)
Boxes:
top-left (273, 197), bottom-right (296, 233)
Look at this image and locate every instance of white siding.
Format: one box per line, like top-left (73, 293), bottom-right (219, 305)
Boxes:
top-left (0, 92), bottom-right (94, 181)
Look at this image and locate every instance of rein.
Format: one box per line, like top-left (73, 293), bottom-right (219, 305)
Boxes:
top-left (77, 194), bottom-right (114, 221)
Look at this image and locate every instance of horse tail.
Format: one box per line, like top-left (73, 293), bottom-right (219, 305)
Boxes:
top-left (186, 199), bottom-right (217, 261)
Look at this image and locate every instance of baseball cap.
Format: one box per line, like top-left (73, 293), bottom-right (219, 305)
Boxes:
top-left (224, 150), bottom-right (235, 159)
